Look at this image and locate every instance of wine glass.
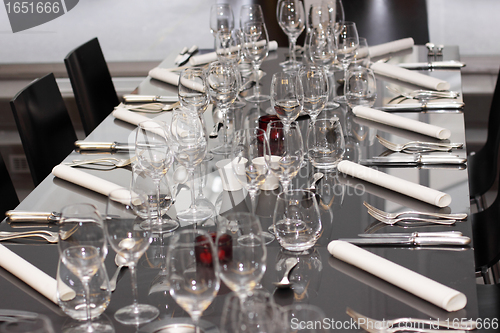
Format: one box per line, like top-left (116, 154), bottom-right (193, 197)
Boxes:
top-left (58, 203), bottom-right (109, 333)
top-left (299, 65), bottom-right (329, 122)
top-left (335, 21), bottom-right (359, 101)
top-left (323, 0), bottom-right (345, 45)
top-left (351, 37), bottom-right (370, 69)
top-left (206, 61), bottom-right (239, 155)
top-left (270, 71), bottom-right (304, 133)
top-left (242, 21), bottom-right (270, 103)
top-left (166, 229), bottom-right (220, 333)
top-left (210, 4), bottom-right (234, 47)
top-left (344, 67), bottom-right (377, 108)
top-left (169, 107), bottom-right (212, 222)
top-left (273, 189), bottom-right (322, 251)
top-left (217, 212), bottom-right (267, 301)
top-left (266, 121), bottom-right (304, 193)
top-left (239, 4), bottom-right (264, 28)
top-left (277, 0), bottom-right (306, 69)
top-left (135, 120), bottom-right (178, 233)
top-left (104, 189), bottom-right (159, 325)
top-left (178, 67), bottom-right (209, 115)
top-left (307, 25), bottom-right (336, 69)
top-left (306, 116), bottom-right (345, 169)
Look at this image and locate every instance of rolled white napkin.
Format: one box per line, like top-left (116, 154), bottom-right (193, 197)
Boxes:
top-left (52, 165), bottom-right (130, 204)
top-left (0, 244), bottom-right (75, 304)
top-left (352, 106), bottom-right (451, 139)
top-left (189, 40), bottom-right (279, 66)
top-left (112, 107), bottom-right (150, 126)
top-left (368, 37), bottom-right (414, 58)
top-left (149, 67), bottom-right (205, 93)
top-left (327, 241), bottom-right (467, 312)
top-left (371, 62), bottom-right (450, 91)
top-left (337, 160), bottom-right (451, 207)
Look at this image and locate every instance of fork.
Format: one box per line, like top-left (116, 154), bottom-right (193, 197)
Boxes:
top-left (66, 156), bottom-right (135, 168)
top-left (367, 209), bottom-right (456, 225)
top-left (116, 102), bottom-right (179, 113)
top-left (363, 202), bottom-right (467, 221)
top-left (347, 307), bottom-right (476, 332)
top-left (0, 230), bottom-right (59, 243)
top-left (376, 135), bottom-right (463, 153)
top-left (387, 86), bottom-right (459, 101)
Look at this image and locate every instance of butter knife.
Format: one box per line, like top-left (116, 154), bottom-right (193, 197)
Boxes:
top-left (360, 155), bottom-right (467, 166)
top-left (358, 231), bottom-right (464, 238)
top-left (122, 95), bottom-right (178, 103)
top-left (380, 102), bottom-right (464, 111)
top-left (399, 61), bottom-right (466, 70)
top-left (75, 141), bottom-right (134, 152)
top-left (5, 211), bottom-right (60, 223)
top-left (339, 236), bottom-right (471, 246)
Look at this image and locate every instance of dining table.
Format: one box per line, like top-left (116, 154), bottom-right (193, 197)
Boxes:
top-left (0, 44), bottom-right (482, 333)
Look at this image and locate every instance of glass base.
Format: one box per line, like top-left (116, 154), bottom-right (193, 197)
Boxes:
top-left (177, 206), bottom-right (213, 223)
top-left (231, 99), bottom-right (247, 109)
top-left (261, 231), bottom-right (275, 245)
top-left (210, 143), bottom-right (232, 155)
top-left (245, 94), bottom-right (270, 103)
top-left (62, 320), bottom-right (114, 333)
top-left (333, 95), bottom-right (347, 103)
top-left (280, 59), bottom-right (303, 71)
top-left (140, 218), bottom-right (179, 233)
top-left (114, 304), bottom-right (159, 325)
top-left (324, 101), bottom-right (341, 110)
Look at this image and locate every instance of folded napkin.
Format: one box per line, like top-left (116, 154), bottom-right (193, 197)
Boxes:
top-left (327, 241), bottom-right (467, 311)
top-left (52, 165), bottom-right (130, 204)
top-left (148, 68), bottom-right (206, 93)
top-left (352, 106), bottom-right (451, 139)
top-left (0, 244), bottom-right (75, 304)
top-left (371, 62), bottom-right (450, 91)
top-left (112, 107), bottom-right (150, 126)
top-left (337, 160), bottom-right (451, 207)
top-left (368, 37), bottom-right (414, 58)
top-left (189, 40), bottom-right (279, 66)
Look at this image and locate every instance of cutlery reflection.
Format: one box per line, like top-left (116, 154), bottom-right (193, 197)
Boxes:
top-left (0, 230), bottom-right (59, 243)
top-left (338, 235), bottom-right (470, 246)
top-left (6, 211), bottom-right (60, 223)
top-left (360, 154), bottom-right (467, 166)
top-left (75, 141), bottom-right (134, 152)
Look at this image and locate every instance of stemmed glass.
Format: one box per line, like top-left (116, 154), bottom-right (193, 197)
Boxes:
top-left (104, 189), bottom-right (159, 325)
top-left (178, 68), bottom-right (209, 115)
top-left (166, 229), bottom-right (220, 333)
top-left (169, 107), bottom-right (212, 222)
top-left (217, 212), bottom-right (267, 301)
top-left (266, 121), bottom-right (304, 193)
top-left (277, 0), bottom-right (306, 69)
top-left (239, 4), bottom-right (264, 28)
top-left (308, 25), bottom-right (336, 69)
top-left (324, 0), bottom-right (345, 47)
top-left (336, 21), bottom-right (359, 100)
top-left (242, 21), bottom-right (270, 103)
top-left (206, 60), bottom-right (239, 155)
top-left (270, 71), bottom-right (304, 133)
top-left (58, 203), bottom-right (109, 333)
top-left (299, 65), bottom-right (329, 123)
top-left (135, 120), bottom-right (178, 233)
top-left (210, 4), bottom-right (234, 47)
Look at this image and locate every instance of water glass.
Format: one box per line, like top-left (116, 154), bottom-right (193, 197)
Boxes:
top-left (273, 189), bottom-right (322, 251)
top-left (306, 116), bottom-right (345, 169)
top-left (344, 67), bottom-right (377, 108)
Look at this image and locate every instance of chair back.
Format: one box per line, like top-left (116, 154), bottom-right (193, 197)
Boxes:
top-left (10, 73), bottom-right (77, 186)
top-left (0, 152), bottom-right (19, 214)
top-left (65, 37), bottom-right (119, 136)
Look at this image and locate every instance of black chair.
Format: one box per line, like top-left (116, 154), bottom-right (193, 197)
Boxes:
top-left (64, 37), bottom-right (119, 136)
top-left (0, 152), bottom-right (19, 214)
top-left (10, 73), bottom-right (77, 186)
top-left (468, 67), bottom-right (500, 210)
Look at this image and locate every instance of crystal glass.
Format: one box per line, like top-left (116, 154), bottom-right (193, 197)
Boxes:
top-left (270, 71), bottom-right (304, 132)
top-left (283, 304), bottom-right (328, 332)
top-left (135, 120), bottom-right (178, 233)
top-left (210, 3), bottom-right (234, 47)
top-left (206, 61), bottom-right (239, 155)
top-left (166, 229), bottom-right (220, 332)
top-left (344, 67), bottom-right (377, 108)
top-left (299, 65), bottom-right (329, 122)
top-left (273, 189), bottom-right (322, 251)
top-left (239, 4), bottom-right (264, 28)
top-left (58, 203), bottom-right (109, 333)
top-left (266, 121), bottom-right (304, 193)
top-left (217, 212), bottom-right (267, 300)
top-left (169, 107), bottom-right (211, 223)
top-left (308, 25), bottom-right (336, 69)
top-left (336, 21), bottom-right (359, 101)
top-left (324, 0), bottom-right (345, 48)
top-left (105, 189), bottom-right (159, 325)
top-left (178, 67), bottom-right (209, 115)
top-left (306, 116), bottom-right (345, 169)
top-left (351, 37), bottom-right (370, 69)
top-left (242, 21), bottom-right (270, 103)
top-left (277, 0), bottom-right (306, 69)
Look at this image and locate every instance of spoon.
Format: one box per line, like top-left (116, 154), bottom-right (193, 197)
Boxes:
top-left (107, 254), bottom-right (128, 292)
top-left (307, 172), bottom-right (324, 192)
top-left (273, 257), bottom-right (298, 289)
top-left (209, 108), bottom-right (224, 138)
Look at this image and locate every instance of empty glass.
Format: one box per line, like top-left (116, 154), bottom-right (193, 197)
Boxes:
top-left (344, 67), bottom-right (377, 108)
top-left (277, 0), bottom-right (306, 69)
top-left (300, 65), bottom-right (329, 122)
top-left (270, 72), bottom-right (304, 132)
top-left (210, 3), bottom-right (234, 47)
top-left (336, 21), bottom-right (359, 83)
top-left (239, 4), bottom-right (265, 28)
top-left (306, 116), bottom-right (345, 169)
top-left (242, 21), bottom-right (270, 103)
top-left (273, 189), bottom-right (322, 251)
top-left (283, 304), bottom-right (328, 332)
top-left (308, 25), bottom-right (336, 69)
top-left (178, 67), bottom-right (209, 115)
top-left (351, 37), bottom-right (370, 69)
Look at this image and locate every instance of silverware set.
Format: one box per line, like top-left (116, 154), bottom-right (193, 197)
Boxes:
top-left (376, 135), bottom-right (463, 153)
top-left (65, 156), bottom-right (135, 169)
top-left (387, 86), bottom-right (459, 104)
top-left (115, 102), bottom-right (179, 113)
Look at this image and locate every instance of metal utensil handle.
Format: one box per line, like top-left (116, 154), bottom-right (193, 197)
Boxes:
top-left (123, 95), bottom-right (158, 103)
top-left (413, 236), bottom-right (470, 246)
top-left (75, 141), bottom-right (116, 150)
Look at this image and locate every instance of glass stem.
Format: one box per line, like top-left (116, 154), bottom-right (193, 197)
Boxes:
top-left (189, 167), bottom-right (196, 210)
top-left (154, 178), bottom-right (162, 225)
top-left (281, 179), bottom-right (291, 193)
top-left (82, 278), bottom-right (93, 331)
top-left (289, 37), bottom-right (297, 63)
top-left (249, 190), bottom-right (258, 214)
top-left (252, 65), bottom-right (261, 98)
top-left (129, 263), bottom-right (140, 310)
top-left (221, 106), bottom-right (229, 149)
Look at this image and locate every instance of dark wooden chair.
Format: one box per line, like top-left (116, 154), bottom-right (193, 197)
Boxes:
top-left (0, 152), bottom-right (19, 214)
top-left (10, 73), bottom-right (77, 186)
top-left (65, 37), bottom-right (119, 136)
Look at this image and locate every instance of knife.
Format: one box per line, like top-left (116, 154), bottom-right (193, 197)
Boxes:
top-left (399, 61), bottom-right (466, 70)
top-left (360, 154), bottom-right (467, 166)
top-left (380, 102), bottom-right (464, 111)
top-left (5, 211), bottom-right (60, 223)
top-left (339, 236), bottom-right (471, 246)
top-left (358, 231), bottom-right (464, 238)
top-left (122, 95), bottom-right (178, 103)
top-left (176, 44), bottom-right (198, 66)
top-left (74, 141), bottom-right (134, 152)
top-left (174, 46), bottom-right (189, 65)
